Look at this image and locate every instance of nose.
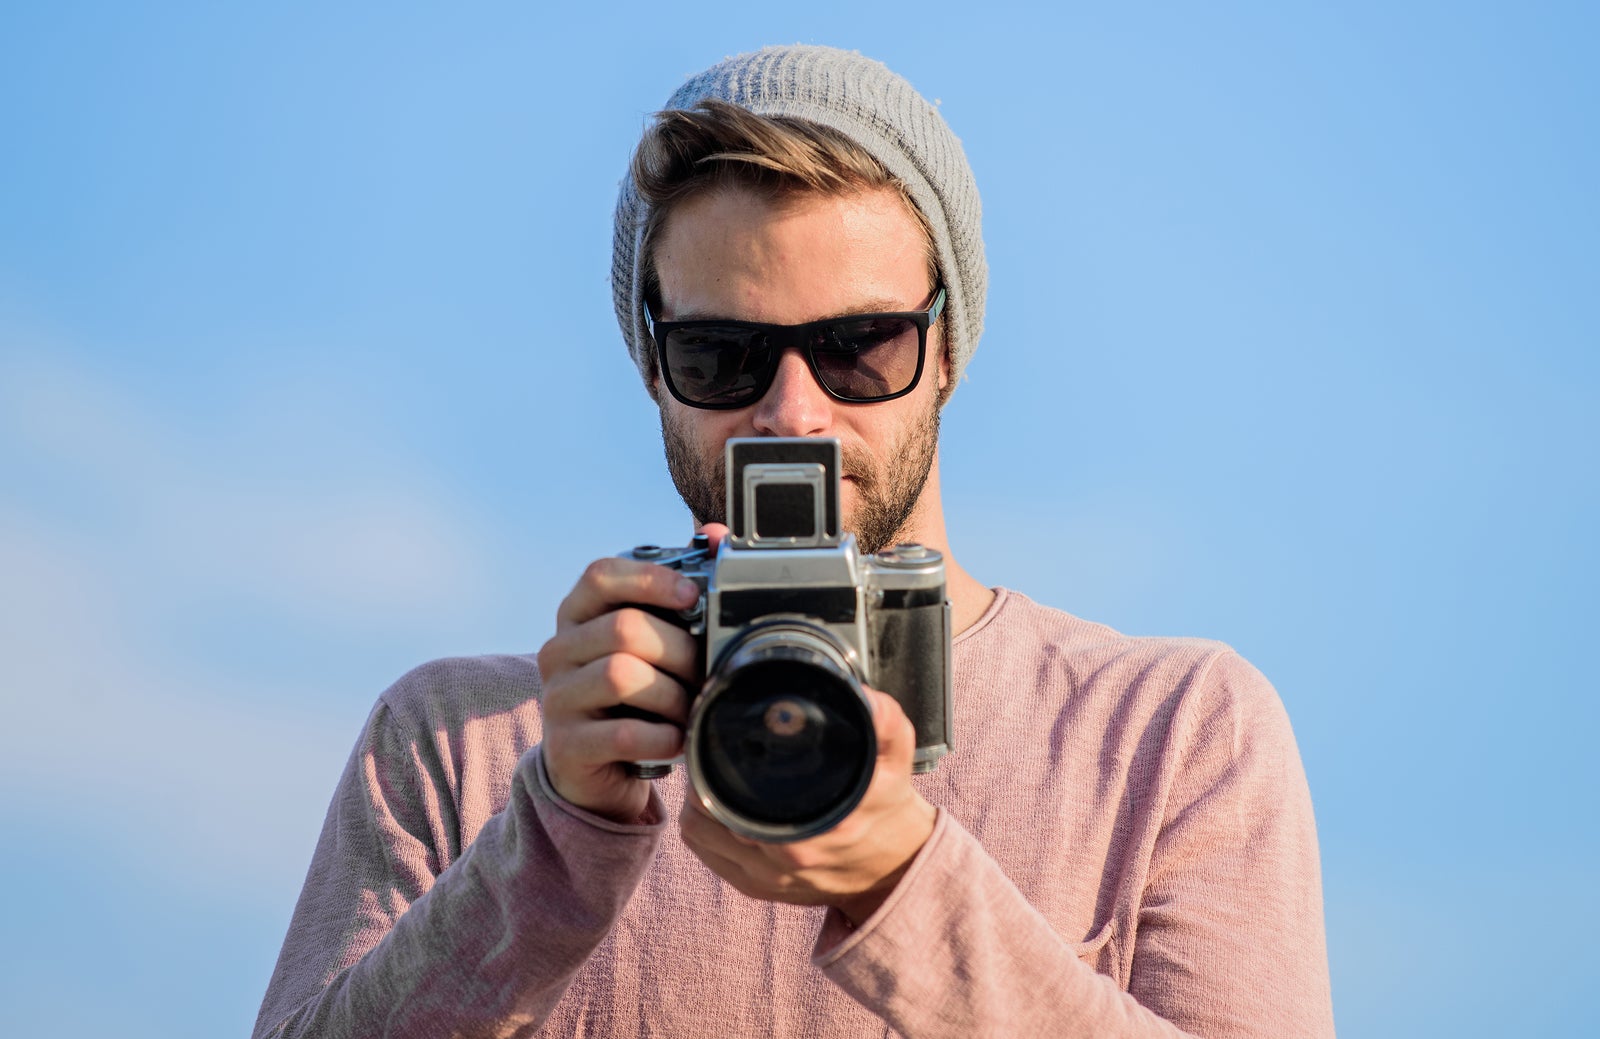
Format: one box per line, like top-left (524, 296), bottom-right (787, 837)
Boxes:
top-left (751, 346), bottom-right (832, 437)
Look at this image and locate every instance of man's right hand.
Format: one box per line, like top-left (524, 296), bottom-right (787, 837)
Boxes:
top-left (535, 557), bottom-right (704, 823)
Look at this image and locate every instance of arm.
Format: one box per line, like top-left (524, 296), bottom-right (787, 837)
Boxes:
top-left (253, 699), bottom-right (666, 1039)
top-left (256, 555), bottom-right (705, 1038)
top-left (812, 651), bottom-right (1334, 1038)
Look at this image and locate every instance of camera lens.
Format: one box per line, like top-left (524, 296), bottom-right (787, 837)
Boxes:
top-left (687, 625), bottom-right (876, 842)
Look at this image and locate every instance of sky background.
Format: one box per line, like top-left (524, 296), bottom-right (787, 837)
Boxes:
top-left (1, 2), bottom-right (1594, 1037)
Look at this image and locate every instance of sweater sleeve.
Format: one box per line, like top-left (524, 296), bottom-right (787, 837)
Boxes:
top-left (813, 651), bottom-right (1334, 1039)
top-left (252, 698), bottom-right (666, 1039)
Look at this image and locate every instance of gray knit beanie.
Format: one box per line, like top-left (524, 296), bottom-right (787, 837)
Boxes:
top-left (612, 45), bottom-right (986, 403)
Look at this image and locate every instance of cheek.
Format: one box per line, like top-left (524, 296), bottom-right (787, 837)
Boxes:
top-left (662, 401), bottom-right (745, 460)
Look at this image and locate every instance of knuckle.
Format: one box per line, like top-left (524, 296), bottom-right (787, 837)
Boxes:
top-left (610, 607), bottom-right (650, 647)
top-left (613, 718), bottom-right (671, 761)
top-left (601, 652), bottom-right (649, 691)
top-left (534, 637), bottom-right (563, 677)
top-left (582, 557), bottom-right (620, 587)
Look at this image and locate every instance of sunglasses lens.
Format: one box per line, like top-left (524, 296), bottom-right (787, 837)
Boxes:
top-left (657, 308), bottom-right (927, 408)
top-left (809, 316), bottom-right (922, 400)
top-left (663, 326), bottom-right (775, 406)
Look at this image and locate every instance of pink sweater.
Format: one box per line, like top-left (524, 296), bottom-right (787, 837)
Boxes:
top-left (255, 589), bottom-right (1334, 1037)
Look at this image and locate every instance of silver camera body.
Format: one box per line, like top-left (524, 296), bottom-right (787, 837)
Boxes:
top-left (622, 437), bottom-right (952, 842)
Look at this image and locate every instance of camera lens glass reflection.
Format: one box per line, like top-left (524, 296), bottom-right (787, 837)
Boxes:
top-left (697, 659), bottom-right (873, 828)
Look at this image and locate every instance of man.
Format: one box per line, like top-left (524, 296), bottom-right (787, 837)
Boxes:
top-left (255, 45), bottom-right (1334, 1038)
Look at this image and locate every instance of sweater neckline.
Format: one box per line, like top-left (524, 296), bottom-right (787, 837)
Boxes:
top-left (954, 587), bottom-right (1011, 647)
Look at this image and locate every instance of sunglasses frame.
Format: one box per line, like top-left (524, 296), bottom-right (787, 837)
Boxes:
top-left (646, 287), bottom-right (947, 411)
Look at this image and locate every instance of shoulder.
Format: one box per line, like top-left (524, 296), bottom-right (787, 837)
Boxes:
top-left (354, 654), bottom-right (546, 838)
top-left (961, 588), bottom-right (1285, 739)
top-left (964, 588), bottom-right (1262, 684)
top-left (370, 653), bottom-right (545, 744)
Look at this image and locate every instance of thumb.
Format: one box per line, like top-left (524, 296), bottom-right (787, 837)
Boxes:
top-left (865, 688), bottom-right (916, 769)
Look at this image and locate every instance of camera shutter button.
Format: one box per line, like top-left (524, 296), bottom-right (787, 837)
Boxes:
top-left (877, 543), bottom-right (940, 567)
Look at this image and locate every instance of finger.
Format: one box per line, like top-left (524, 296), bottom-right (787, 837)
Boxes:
top-left (679, 819), bottom-right (762, 896)
top-left (553, 607), bottom-right (700, 685)
top-left (549, 653), bottom-right (692, 725)
top-left (556, 557), bottom-right (702, 629)
top-left (677, 794), bottom-right (720, 853)
top-left (696, 522), bottom-right (731, 552)
top-left (559, 714), bottom-right (686, 769)
top-left (680, 796), bottom-right (756, 858)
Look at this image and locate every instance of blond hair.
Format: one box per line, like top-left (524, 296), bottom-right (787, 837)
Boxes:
top-left (629, 99), bottom-right (937, 312)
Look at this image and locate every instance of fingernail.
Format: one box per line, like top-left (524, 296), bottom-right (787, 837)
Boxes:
top-left (676, 578), bottom-right (699, 604)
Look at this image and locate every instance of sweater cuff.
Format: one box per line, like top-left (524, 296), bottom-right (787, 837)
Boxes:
top-left (811, 807), bottom-right (954, 964)
top-left (528, 745), bottom-right (670, 834)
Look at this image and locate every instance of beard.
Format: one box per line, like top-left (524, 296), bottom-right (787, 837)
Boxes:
top-left (659, 403), bottom-right (941, 556)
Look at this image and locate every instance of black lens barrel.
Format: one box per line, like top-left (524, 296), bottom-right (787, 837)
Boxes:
top-left (685, 623), bottom-right (876, 842)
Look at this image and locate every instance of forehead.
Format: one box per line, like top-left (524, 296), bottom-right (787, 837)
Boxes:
top-left (652, 184), bottom-right (933, 324)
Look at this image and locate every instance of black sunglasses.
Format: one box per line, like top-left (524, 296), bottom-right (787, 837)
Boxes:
top-left (646, 288), bottom-right (946, 410)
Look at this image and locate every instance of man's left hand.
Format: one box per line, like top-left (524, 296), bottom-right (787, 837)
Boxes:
top-left (678, 687), bottom-right (938, 926)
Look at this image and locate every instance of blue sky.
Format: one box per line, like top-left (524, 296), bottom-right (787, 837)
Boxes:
top-left (1, 3), bottom-right (1594, 1036)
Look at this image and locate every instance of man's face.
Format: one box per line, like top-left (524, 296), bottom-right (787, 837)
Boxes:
top-left (651, 184), bottom-right (947, 555)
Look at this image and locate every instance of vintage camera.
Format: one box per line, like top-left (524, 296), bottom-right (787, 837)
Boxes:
top-left (620, 437), bottom-right (952, 842)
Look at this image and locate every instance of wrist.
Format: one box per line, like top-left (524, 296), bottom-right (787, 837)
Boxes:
top-left (834, 797), bottom-right (937, 926)
top-left (834, 873), bottom-right (903, 927)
